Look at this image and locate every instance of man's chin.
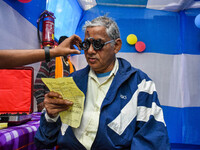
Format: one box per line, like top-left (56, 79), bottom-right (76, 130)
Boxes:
top-left (89, 65), bottom-right (99, 72)
top-left (87, 60), bottom-right (97, 66)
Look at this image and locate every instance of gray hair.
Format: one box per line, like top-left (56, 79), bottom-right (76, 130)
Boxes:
top-left (83, 16), bottom-right (120, 40)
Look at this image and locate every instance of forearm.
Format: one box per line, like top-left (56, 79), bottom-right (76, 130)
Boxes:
top-left (0, 49), bottom-right (45, 68)
top-left (34, 113), bottom-right (61, 149)
top-left (0, 48), bottom-right (63, 69)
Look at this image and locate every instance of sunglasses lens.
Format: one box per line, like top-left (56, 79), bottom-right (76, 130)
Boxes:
top-left (80, 38), bottom-right (106, 51)
top-left (93, 39), bottom-right (104, 50)
top-left (80, 40), bottom-right (90, 50)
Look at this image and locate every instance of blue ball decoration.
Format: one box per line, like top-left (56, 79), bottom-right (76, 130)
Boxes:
top-left (195, 14), bottom-right (200, 28)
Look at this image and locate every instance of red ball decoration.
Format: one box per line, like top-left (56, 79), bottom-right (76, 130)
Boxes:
top-left (18, 0), bottom-right (32, 3)
top-left (135, 41), bottom-right (146, 52)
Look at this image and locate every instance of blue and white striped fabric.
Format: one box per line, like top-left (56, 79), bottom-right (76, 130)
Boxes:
top-left (1, 0), bottom-right (200, 149)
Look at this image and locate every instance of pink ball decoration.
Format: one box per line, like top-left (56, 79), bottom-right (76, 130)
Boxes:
top-left (135, 41), bottom-right (146, 52)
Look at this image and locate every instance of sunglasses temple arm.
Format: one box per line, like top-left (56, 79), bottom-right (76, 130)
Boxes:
top-left (104, 40), bottom-right (115, 45)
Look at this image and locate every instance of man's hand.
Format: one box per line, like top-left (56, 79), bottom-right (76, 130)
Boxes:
top-left (44, 91), bottom-right (73, 118)
top-left (51, 34), bottom-right (82, 57)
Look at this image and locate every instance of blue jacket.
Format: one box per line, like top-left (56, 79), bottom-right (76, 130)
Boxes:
top-left (35, 58), bottom-right (170, 150)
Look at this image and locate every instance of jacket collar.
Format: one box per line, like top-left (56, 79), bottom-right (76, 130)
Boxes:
top-left (100, 57), bottom-right (137, 108)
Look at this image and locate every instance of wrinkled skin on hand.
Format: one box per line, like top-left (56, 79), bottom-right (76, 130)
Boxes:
top-left (44, 91), bottom-right (73, 118)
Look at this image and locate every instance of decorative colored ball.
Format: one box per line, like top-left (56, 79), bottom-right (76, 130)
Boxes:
top-left (127, 34), bottom-right (137, 45)
top-left (195, 14), bottom-right (200, 28)
top-left (135, 41), bottom-right (146, 52)
top-left (18, 0), bottom-right (32, 3)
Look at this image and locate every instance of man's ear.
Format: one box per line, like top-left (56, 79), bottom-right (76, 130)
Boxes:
top-left (114, 38), bottom-right (122, 54)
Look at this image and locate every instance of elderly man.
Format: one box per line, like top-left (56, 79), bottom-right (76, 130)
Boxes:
top-left (35, 16), bottom-right (170, 150)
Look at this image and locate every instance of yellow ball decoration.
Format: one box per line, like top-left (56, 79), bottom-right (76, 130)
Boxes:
top-left (127, 34), bottom-right (137, 45)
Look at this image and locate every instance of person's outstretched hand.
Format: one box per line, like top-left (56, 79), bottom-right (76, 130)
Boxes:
top-left (44, 91), bottom-right (73, 118)
top-left (52, 34), bottom-right (82, 57)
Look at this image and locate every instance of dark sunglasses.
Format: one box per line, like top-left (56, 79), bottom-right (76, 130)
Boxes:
top-left (79, 37), bottom-right (114, 51)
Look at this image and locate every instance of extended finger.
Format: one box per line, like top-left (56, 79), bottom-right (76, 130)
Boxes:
top-left (46, 97), bottom-right (73, 105)
top-left (45, 91), bottom-right (63, 99)
top-left (71, 34), bottom-right (82, 43)
top-left (66, 48), bottom-right (81, 54)
top-left (47, 103), bottom-right (71, 110)
top-left (71, 35), bottom-right (82, 49)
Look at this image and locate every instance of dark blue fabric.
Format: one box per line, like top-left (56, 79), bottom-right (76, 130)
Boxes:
top-left (171, 143), bottom-right (200, 150)
top-left (162, 106), bottom-right (200, 145)
top-left (34, 113), bottom-right (61, 149)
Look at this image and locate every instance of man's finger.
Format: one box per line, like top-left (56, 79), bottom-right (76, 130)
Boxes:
top-left (66, 48), bottom-right (81, 54)
top-left (48, 98), bottom-right (73, 105)
top-left (45, 91), bottom-right (63, 99)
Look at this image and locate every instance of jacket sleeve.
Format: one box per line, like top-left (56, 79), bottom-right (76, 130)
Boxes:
top-left (34, 61), bottom-right (50, 105)
top-left (34, 113), bottom-right (62, 149)
top-left (131, 79), bottom-right (170, 150)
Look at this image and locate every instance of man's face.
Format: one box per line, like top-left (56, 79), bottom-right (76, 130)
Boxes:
top-left (84, 26), bottom-right (117, 73)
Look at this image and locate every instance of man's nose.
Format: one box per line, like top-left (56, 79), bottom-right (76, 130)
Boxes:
top-left (87, 43), bottom-right (96, 53)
